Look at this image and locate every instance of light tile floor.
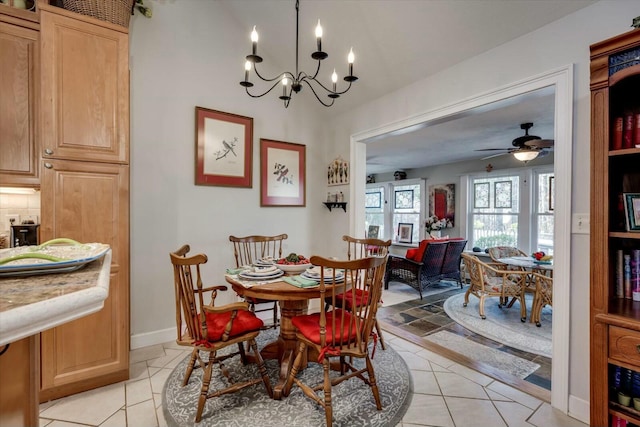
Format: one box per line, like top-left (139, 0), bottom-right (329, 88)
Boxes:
top-left (38, 333), bottom-right (587, 427)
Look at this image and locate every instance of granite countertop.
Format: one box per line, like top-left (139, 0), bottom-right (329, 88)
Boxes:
top-left (0, 250), bottom-right (112, 346)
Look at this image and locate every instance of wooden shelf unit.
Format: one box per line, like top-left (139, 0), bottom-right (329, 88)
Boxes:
top-left (323, 202), bottom-right (347, 212)
top-left (590, 27), bottom-right (640, 427)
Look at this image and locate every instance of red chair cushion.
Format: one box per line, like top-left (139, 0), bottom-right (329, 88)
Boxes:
top-left (201, 310), bottom-right (264, 342)
top-left (334, 289), bottom-right (369, 309)
top-left (292, 309), bottom-right (357, 345)
top-left (406, 239), bottom-right (431, 261)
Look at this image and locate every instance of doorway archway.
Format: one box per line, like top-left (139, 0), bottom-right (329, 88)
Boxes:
top-left (349, 65), bottom-right (573, 412)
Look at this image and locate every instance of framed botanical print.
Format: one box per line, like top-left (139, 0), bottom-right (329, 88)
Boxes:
top-left (260, 139), bottom-right (306, 207)
top-left (195, 107), bottom-right (253, 187)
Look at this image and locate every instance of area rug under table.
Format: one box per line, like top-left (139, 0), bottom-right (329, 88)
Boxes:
top-left (162, 328), bottom-right (413, 427)
top-left (443, 292), bottom-right (552, 358)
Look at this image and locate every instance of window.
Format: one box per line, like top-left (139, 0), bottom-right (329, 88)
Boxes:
top-left (467, 167), bottom-right (553, 254)
top-left (366, 179), bottom-right (424, 245)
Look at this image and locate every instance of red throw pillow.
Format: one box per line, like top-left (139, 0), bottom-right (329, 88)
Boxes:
top-left (405, 240), bottom-right (430, 261)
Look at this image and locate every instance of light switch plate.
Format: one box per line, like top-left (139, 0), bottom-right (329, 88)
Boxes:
top-left (572, 213), bottom-right (590, 234)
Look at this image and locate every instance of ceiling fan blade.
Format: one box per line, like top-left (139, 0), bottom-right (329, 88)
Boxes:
top-left (476, 148), bottom-right (511, 152)
top-left (525, 139), bottom-right (554, 148)
top-left (482, 152), bottom-right (510, 160)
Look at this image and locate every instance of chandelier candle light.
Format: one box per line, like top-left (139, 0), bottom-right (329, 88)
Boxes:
top-left (240, 0), bottom-right (358, 108)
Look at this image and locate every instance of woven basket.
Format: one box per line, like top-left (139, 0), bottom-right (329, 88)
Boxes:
top-left (62, 0), bottom-right (134, 27)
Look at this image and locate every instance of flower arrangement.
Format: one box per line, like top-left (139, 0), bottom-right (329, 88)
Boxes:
top-left (425, 215), bottom-right (453, 233)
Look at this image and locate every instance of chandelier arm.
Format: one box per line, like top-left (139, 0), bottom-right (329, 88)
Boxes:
top-left (245, 80), bottom-right (282, 98)
top-left (301, 79), bottom-right (336, 107)
top-left (253, 65), bottom-right (293, 83)
top-left (332, 80), bottom-right (353, 96)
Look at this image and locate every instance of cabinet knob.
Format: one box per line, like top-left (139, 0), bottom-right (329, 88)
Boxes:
top-left (637, 344), bottom-right (640, 354)
top-left (44, 162), bottom-right (53, 169)
top-left (44, 148), bottom-right (53, 155)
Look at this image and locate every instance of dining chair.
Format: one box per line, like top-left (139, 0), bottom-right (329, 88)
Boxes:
top-left (229, 234), bottom-right (288, 328)
top-left (487, 246), bottom-right (531, 306)
top-left (335, 235), bottom-right (390, 349)
top-left (461, 253), bottom-right (530, 321)
top-left (170, 245), bottom-right (273, 422)
top-left (282, 255), bottom-right (387, 427)
top-left (530, 272), bottom-right (553, 326)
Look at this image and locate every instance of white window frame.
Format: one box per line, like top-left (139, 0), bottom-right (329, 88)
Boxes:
top-left (366, 178), bottom-right (425, 246)
top-left (466, 165), bottom-right (553, 255)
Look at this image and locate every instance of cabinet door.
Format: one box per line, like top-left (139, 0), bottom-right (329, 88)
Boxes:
top-left (39, 159), bottom-right (129, 400)
top-left (40, 10), bottom-right (129, 164)
top-left (0, 21), bottom-right (39, 186)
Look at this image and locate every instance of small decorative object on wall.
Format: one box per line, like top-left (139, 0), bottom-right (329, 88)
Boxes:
top-left (429, 183), bottom-right (455, 227)
top-left (327, 157), bottom-right (349, 186)
top-left (260, 139), bottom-right (306, 207)
top-left (398, 223), bottom-right (413, 244)
top-left (366, 174), bottom-right (376, 184)
top-left (367, 225), bottom-right (380, 239)
top-left (632, 16), bottom-right (640, 29)
top-left (195, 107), bottom-right (253, 187)
top-left (623, 193), bottom-right (640, 231)
top-left (494, 180), bottom-right (512, 209)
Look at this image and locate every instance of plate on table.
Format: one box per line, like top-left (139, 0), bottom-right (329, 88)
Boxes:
top-left (254, 257), bottom-right (276, 267)
top-left (0, 239), bottom-right (110, 278)
top-left (239, 270), bottom-right (284, 281)
top-left (276, 262), bottom-right (312, 273)
top-left (300, 271), bottom-right (344, 283)
top-left (533, 260), bottom-right (552, 265)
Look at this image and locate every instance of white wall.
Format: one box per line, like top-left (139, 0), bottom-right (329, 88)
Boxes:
top-left (323, 0), bottom-right (639, 419)
top-left (128, 1), bottom-right (341, 343)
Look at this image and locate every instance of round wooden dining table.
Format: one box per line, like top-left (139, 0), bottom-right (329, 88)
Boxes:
top-left (224, 275), bottom-right (346, 399)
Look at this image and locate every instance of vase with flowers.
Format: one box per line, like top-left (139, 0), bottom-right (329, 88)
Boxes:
top-left (425, 215), bottom-right (452, 238)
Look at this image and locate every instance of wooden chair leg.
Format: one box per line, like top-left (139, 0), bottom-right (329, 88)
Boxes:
top-left (249, 338), bottom-right (273, 398)
top-left (365, 354), bottom-right (382, 410)
top-left (282, 341), bottom-right (306, 397)
top-left (374, 320), bottom-right (386, 350)
top-left (323, 359), bottom-right (333, 427)
top-left (478, 295), bottom-right (487, 319)
top-left (195, 356), bottom-right (214, 423)
top-left (182, 349), bottom-right (199, 386)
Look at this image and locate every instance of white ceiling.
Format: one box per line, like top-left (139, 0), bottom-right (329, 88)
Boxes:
top-left (220, 0), bottom-right (594, 172)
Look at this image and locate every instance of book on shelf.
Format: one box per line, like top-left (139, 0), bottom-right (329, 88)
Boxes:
top-left (635, 113), bottom-right (640, 148)
top-left (624, 254), bottom-right (632, 299)
top-left (613, 116), bottom-right (624, 150)
top-left (632, 249), bottom-right (640, 301)
top-left (623, 113), bottom-right (634, 149)
top-left (617, 249), bottom-right (624, 298)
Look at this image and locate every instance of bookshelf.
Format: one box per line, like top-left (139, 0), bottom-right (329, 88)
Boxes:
top-left (590, 27), bottom-right (640, 427)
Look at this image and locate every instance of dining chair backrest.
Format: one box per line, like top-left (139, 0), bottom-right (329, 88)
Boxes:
top-left (487, 246), bottom-right (527, 262)
top-left (312, 255), bottom-right (387, 354)
top-left (342, 235), bottom-right (391, 260)
top-left (440, 239), bottom-right (468, 277)
top-left (229, 234), bottom-right (288, 267)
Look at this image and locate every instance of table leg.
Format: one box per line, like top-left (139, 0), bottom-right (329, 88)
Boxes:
top-left (271, 300), bottom-right (308, 399)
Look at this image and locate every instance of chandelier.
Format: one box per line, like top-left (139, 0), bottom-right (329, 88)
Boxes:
top-left (240, 0), bottom-right (357, 108)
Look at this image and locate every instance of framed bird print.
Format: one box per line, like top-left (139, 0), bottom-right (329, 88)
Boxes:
top-left (260, 139), bottom-right (306, 207)
top-left (195, 106), bottom-right (253, 187)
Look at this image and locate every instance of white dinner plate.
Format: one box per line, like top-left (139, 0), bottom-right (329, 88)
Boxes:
top-left (239, 271), bottom-right (284, 281)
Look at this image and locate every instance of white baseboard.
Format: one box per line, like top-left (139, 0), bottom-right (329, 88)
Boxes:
top-left (130, 327), bottom-right (175, 350)
top-left (568, 394), bottom-right (589, 425)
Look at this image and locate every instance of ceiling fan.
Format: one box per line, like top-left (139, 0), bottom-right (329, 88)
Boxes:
top-left (476, 122), bottom-right (554, 161)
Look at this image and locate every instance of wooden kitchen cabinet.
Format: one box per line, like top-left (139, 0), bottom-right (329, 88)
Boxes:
top-left (0, 18), bottom-right (39, 186)
top-left (38, 4), bottom-right (130, 401)
top-left (590, 27), bottom-right (640, 427)
top-left (40, 7), bottom-right (129, 164)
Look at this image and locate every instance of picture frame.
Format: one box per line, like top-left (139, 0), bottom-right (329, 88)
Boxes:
top-left (623, 193), bottom-right (640, 232)
top-left (195, 106), bottom-right (253, 187)
top-left (398, 223), bottom-right (413, 244)
top-left (260, 139), bottom-right (306, 207)
top-left (429, 183), bottom-right (455, 227)
top-left (367, 225), bottom-right (380, 239)
top-left (494, 180), bottom-right (513, 209)
top-left (328, 157), bottom-right (349, 186)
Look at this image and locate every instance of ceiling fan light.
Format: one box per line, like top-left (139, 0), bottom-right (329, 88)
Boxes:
top-left (513, 150), bottom-right (539, 162)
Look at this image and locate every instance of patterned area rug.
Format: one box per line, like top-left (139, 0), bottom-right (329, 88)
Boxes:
top-left (424, 330), bottom-right (540, 378)
top-left (443, 292), bottom-right (552, 358)
top-left (162, 328), bottom-right (413, 427)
